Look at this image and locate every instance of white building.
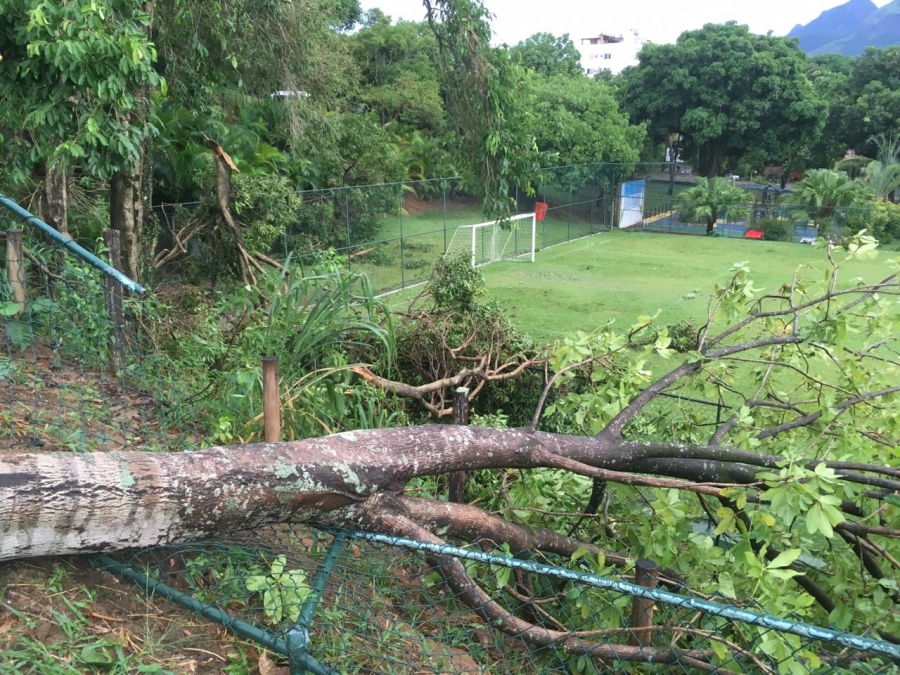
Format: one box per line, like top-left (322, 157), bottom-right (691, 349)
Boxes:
top-left (578, 30), bottom-right (645, 76)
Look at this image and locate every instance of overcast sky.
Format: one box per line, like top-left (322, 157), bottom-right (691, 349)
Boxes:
top-left (360, 0), bottom-right (893, 45)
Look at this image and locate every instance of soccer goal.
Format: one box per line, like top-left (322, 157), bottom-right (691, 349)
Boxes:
top-left (444, 212), bottom-right (537, 267)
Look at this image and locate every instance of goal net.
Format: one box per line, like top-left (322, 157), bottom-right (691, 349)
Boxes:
top-left (444, 213), bottom-right (537, 267)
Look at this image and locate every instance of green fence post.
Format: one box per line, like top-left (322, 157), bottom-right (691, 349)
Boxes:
top-left (345, 190), bottom-right (352, 273)
top-left (287, 531), bottom-right (348, 675)
top-left (398, 185), bottom-right (405, 289)
top-left (443, 181), bottom-right (448, 255)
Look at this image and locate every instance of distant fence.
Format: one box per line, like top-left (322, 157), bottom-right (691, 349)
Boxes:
top-left (150, 163), bottom-right (900, 296)
top-left (150, 162), bottom-right (675, 294)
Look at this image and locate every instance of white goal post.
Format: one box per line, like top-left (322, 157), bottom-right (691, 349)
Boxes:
top-left (444, 212), bottom-right (537, 267)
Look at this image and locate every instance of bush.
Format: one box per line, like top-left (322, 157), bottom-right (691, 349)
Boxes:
top-left (427, 254), bottom-right (486, 312)
top-left (844, 201), bottom-right (900, 244)
top-left (754, 218), bottom-right (791, 242)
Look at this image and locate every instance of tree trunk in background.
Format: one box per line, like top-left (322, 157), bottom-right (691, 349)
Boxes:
top-left (109, 168), bottom-right (144, 281)
top-left (44, 162), bottom-right (69, 237)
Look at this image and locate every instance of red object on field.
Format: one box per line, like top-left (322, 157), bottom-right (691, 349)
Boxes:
top-left (745, 229), bottom-right (764, 239)
top-left (535, 202), bottom-right (549, 221)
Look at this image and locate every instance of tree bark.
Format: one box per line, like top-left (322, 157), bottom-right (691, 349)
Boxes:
top-left (109, 167), bottom-right (145, 282)
top-left (0, 427), bottom-right (558, 560)
top-left (44, 161), bottom-right (69, 237)
top-left (3, 425), bottom-right (899, 562)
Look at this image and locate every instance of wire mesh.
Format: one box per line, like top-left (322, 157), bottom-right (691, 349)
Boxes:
top-left (151, 163), bottom-right (897, 298)
top-left (0, 200), bottom-right (200, 454)
top-left (102, 525), bottom-right (900, 675)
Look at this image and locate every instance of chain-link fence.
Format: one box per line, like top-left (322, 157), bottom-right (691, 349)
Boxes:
top-left (0, 195), bottom-right (199, 454)
top-left (98, 525), bottom-right (900, 675)
top-left (150, 163), bottom-right (680, 295)
top-left (5, 193), bottom-right (900, 674)
top-left (149, 163), bottom-right (900, 297)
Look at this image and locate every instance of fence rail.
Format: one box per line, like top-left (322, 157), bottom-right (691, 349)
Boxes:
top-left (0, 195), bottom-right (198, 454)
top-left (99, 524), bottom-right (900, 675)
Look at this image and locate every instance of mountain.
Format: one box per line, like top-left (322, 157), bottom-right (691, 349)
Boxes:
top-left (812, 0), bottom-right (900, 56)
top-left (787, 0), bottom-right (878, 54)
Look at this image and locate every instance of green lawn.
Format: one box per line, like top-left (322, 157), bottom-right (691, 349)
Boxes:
top-left (479, 231), bottom-right (892, 344)
top-left (353, 195), bottom-right (610, 293)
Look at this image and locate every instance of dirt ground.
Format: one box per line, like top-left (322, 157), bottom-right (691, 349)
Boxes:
top-left (0, 344), bottom-right (495, 675)
top-left (0, 556), bottom-right (264, 674)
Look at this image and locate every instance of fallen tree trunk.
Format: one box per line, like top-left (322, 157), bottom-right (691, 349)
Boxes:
top-left (2, 424), bottom-right (899, 562)
top-left (0, 426), bottom-right (624, 560)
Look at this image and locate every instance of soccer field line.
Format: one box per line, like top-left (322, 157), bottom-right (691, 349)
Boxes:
top-left (540, 230), bottom-right (630, 260)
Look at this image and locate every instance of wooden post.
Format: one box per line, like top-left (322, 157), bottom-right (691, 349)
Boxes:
top-left (448, 387), bottom-right (469, 503)
top-left (262, 356), bottom-right (281, 443)
top-left (5, 230), bottom-right (26, 316)
top-left (629, 558), bottom-right (659, 647)
top-left (103, 229), bottom-right (126, 374)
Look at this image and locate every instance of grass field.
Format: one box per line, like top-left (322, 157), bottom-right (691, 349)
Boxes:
top-left (349, 195), bottom-right (610, 292)
top-left (475, 231), bottom-right (893, 344)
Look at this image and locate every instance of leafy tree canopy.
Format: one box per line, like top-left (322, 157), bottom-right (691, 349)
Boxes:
top-left (510, 32), bottom-right (584, 78)
top-left (527, 73), bottom-right (645, 166)
top-left (0, 0), bottom-right (163, 184)
top-left (350, 18), bottom-right (445, 131)
top-left (620, 23), bottom-right (826, 177)
top-left (844, 47), bottom-right (900, 154)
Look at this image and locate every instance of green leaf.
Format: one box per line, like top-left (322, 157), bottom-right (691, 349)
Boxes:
top-left (767, 548), bottom-right (802, 569)
top-left (80, 642), bottom-right (115, 666)
top-left (0, 302), bottom-right (22, 317)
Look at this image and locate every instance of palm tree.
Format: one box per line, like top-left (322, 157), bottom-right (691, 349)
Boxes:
top-left (676, 177), bottom-right (750, 236)
top-left (784, 169), bottom-right (874, 235)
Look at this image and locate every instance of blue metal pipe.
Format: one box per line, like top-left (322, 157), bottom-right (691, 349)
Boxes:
top-left (0, 195), bottom-right (145, 295)
top-left (347, 531), bottom-right (900, 661)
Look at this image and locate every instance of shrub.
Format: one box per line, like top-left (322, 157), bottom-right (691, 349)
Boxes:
top-left (844, 201), bottom-right (900, 244)
top-left (754, 218), bottom-right (791, 242)
top-left (427, 254), bottom-right (486, 312)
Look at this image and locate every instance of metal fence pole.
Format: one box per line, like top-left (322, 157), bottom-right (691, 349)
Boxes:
top-left (443, 182), bottom-right (448, 255)
top-left (345, 190), bottom-right (352, 273)
top-left (398, 186), bottom-right (405, 289)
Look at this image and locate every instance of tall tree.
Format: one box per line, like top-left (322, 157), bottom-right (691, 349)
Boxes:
top-left (0, 0), bottom-right (163, 253)
top-left (843, 47), bottom-right (900, 154)
top-left (804, 54), bottom-right (857, 167)
top-left (510, 32), bottom-right (584, 78)
top-left (422, 0), bottom-right (539, 218)
top-left (526, 73), bottom-right (645, 168)
top-left (350, 17), bottom-right (445, 130)
top-left (620, 23), bottom-right (826, 178)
